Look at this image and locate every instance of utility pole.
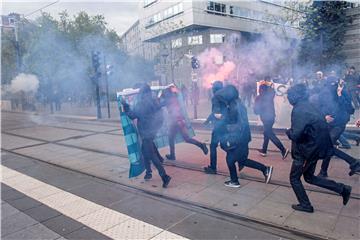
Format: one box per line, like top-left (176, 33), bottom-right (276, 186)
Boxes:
top-left (191, 56), bottom-right (200, 119)
top-left (170, 41), bottom-right (174, 84)
top-left (91, 51), bottom-right (102, 119)
top-left (103, 56), bottom-right (112, 119)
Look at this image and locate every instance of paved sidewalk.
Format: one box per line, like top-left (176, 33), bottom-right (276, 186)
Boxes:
top-left (2, 111), bottom-right (360, 239)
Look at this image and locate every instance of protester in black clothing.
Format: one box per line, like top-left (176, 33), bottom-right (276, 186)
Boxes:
top-left (122, 84), bottom-right (171, 188)
top-left (162, 85), bottom-right (208, 161)
top-left (213, 85), bottom-right (273, 187)
top-left (286, 84), bottom-right (352, 213)
top-left (345, 66), bottom-right (360, 109)
top-left (203, 81), bottom-right (224, 174)
top-left (313, 77), bottom-right (360, 177)
top-left (254, 84), bottom-right (289, 159)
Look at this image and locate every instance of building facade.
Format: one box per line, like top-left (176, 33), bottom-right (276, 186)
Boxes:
top-left (118, 20), bottom-right (160, 61)
top-left (136, 0), bottom-right (300, 87)
top-left (119, 1), bottom-right (302, 88)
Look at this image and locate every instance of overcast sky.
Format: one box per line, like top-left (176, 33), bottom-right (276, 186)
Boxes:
top-left (2, 0), bottom-right (140, 36)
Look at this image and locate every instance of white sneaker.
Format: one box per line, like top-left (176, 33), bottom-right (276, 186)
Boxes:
top-left (224, 180), bottom-right (240, 188)
top-left (264, 166), bottom-right (273, 184)
top-left (258, 150), bottom-right (267, 157)
top-left (282, 149), bottom-right (290, 160)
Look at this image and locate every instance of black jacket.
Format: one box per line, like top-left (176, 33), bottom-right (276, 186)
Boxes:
top-left (214, 85), bottom-right (251, 145)
top-left (124, 92), bottom-right (163, 139)
top-left (254, 87), bottom-right (276, 122)
top-left (314, 82), bottom-right (354, 128)
top-left (287, 98), bottom-right (332, 161)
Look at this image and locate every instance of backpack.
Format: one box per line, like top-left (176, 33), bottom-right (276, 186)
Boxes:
top-left (219, 99), bottom-right (247, 151)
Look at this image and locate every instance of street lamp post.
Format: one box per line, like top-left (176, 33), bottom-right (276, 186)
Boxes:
top-left (103, 56), bottom-right (113, 119)
top-left (91, 51), bottom-right (102, 119)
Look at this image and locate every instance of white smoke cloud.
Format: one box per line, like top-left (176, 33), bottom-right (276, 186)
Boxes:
top-left (10, 73), bottom-right (39, 93)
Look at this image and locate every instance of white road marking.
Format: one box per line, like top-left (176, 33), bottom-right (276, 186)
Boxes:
top-left (1, 165), bottom-right (188, 240)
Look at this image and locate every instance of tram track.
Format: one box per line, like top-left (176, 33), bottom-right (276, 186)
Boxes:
top-left (3, 123), bottom-right (359, 200)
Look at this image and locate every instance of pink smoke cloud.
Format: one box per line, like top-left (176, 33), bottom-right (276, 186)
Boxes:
top-left (198, 48), bottom-right (236, 88)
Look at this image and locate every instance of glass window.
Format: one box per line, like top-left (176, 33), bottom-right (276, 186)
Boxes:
top-left (173, 5), bottom-right (179, 14)
top-left (210, 34), bottom-right (225, 43)
top-left (164, 3), bottom-right (183, 19)
top-left (178, 3), bottom-right (183, 12)
top-left (188, 35), bottom-right (203, 45)
top-left (171, 38), bottom-right (182, 48)
top-left (207, 1), bottom-right (214, 11)
top-left (207, 1), bottom-right (226, 15)
top-left (144, 0), bottom-right (157, 7)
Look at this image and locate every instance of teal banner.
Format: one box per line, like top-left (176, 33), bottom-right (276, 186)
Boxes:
top-left (117, 85), bottom-right (195, 178)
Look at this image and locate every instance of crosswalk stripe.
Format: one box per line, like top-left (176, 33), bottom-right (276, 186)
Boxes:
top-left (1, 165), bottom-right (189, 240)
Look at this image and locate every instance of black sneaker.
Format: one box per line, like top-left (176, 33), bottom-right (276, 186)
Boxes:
top-left (162, 175), bottom-right (171, 188)
top-left (292, 204), bottom-right (314, 213)
top-left (203, 166), bottom-right (217, 174)
top-left (224, 180), bottom-right (240, 188)
top-left (258, 150), bottom-right (267, 157)
top-left (317, 170), bottom-right (328, 178)
top-left (349, 162), bottom-right (360, 176)
top-left (341, 185), bottom-right (352, 206)
top-left (165, 154), bottom-right (176, 161)
top-left (282, 149), bottom-right (290, 160)
top-left (201, 143), bottom-right (209, 155)
top-left (264, 166), bottom-right (273, 184)
top-left (144, 173), bottom-right (152, 181)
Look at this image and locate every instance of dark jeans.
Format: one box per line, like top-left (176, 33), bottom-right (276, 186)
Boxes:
top-left (321, 125), bottom-right (358, 173)
top-left (210, 129), bottom-right (221, 170)
top-left (226, 144), bottom-right (267, 183)
top-left (290, 156), bottom-right (345, 207)
top-left (142, 138), bottom-right (166, 177)
top-left (169, 120), bottom-right (203, 157)
top-left (338, 135), bottom-right (351, 148)
top-left (262, 120), bottom-right (286, 154)
top-left (341, 132), bottom-right (360, 143)
top-left (350, 90), bottom-right (359, 109)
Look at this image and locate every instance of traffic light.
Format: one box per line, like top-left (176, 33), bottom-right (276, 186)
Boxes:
top-left (91, 51), bottom-right (101, 71)
top-left (90, 50), bottom-right (102, 119)
top-left (106, 64), bottom-right (113, 76)
top-left (191, 56), bottom-right (200, 69)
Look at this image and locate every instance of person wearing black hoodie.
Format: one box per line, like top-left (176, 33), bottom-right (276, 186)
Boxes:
top-left (203, 81), bottom-right (224, 174)
top-left (213, 85), bottom-right (273, 188)
top-left (313, 76), bottom-right (360, 178)
top-left (286, 84), bottom-right (352, 213)
top-left (122, 84), bottom-right (171, 188)
top-left (254, 84), bottom-right (289, 159)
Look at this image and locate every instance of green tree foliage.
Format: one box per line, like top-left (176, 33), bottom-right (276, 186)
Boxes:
top-left (2, 11), bottom-right (156, 101)
top-left (298, 1), bottom-right (350, 71)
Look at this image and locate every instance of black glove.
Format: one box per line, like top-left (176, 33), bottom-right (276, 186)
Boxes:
top-left (121, 100), bottom-right (130, 112)
top-left (285, 128), bottom-right (291, 138)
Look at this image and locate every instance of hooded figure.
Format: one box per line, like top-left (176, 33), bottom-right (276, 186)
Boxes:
top-left (254, 84), bottom-right (288, 159)
top-left (286, 84), bottom-right (351, 213)
top-left (212, 84), bottom-right (273, 188)
top-left (161, 85), bottom-right (208, 161)
top-left (312, 77), bottom-right (358, 177)
top-left (122, 83), bottom-right (171, 188)
top-left (204, 81), bottom-right (224, 174)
